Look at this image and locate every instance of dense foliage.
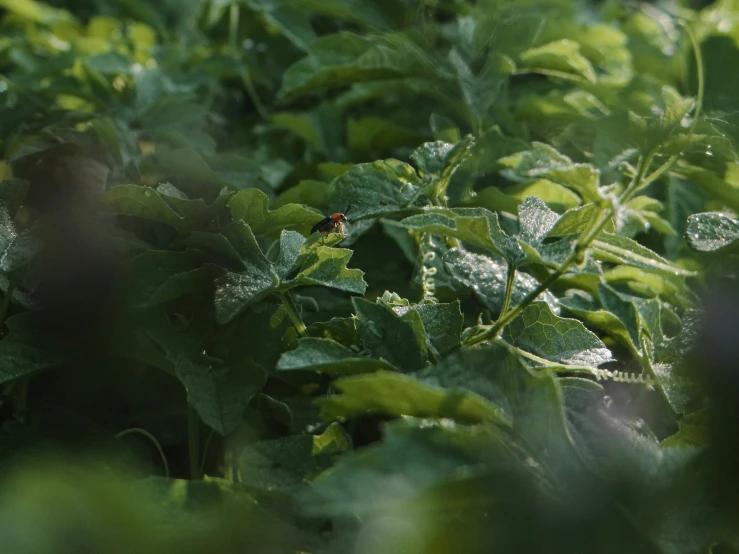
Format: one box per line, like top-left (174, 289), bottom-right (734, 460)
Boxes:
top-left (1, 0), bottom-right (739, 552)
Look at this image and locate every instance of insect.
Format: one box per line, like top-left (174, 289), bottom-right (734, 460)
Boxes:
top-left (311, 204), bottom-right (352, 235)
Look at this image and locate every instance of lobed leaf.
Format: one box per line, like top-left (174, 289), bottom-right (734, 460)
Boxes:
top-left (503, 302), bottom-right (612, 368)
top-left (318, 370), bottom-right (509, 425)
top-left (277, 337), bottom-right (397, 374)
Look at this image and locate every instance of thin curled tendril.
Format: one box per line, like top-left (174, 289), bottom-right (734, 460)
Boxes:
top-left (594, 369), bottom-right (655, 387)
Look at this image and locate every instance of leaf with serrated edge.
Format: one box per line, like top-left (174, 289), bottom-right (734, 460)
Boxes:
top-left (353, 298), bottom-right (426, 372)
top-left (229, 188), bottom-right (323, 238)
top-left (286, 246), bottom-right (367, 295)
top-left (277, 337), bottom-right (398, 374)
top-left (503, 301), bottom-right (612, 368)
top-left (327, 159), bottom-right (422, 221)
top-left (176, 355), bottom-right (267, 435)
top-left (444, 248), bottom-right (559, 314)
top-left (318, 370), bottom-right (510, 425)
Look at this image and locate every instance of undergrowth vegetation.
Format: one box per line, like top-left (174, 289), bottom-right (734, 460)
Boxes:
top-left (1, 0), bottom-right (739, 552)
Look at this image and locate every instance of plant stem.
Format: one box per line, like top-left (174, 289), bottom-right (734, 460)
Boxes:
top-left (628, 22), bottom-right (705, 194)
top-left (200, 429), bottom-right (215, 475)
top-left (224, 445), bottom-right (236, 483)
top-left (229, 1), bottom-right (270, 122)
top-left (240, 72), bottom-right (270, 122)
top-left (281, 292), bottom-right (307, 336)
top-left (463, 24), bottom-right (704, 349)
top-left (187, 403), bottom-right (202, 480)
top-left (116, 428), bottom-right (170, 478)
top-left (464, 156), bottom-right (651, 347)
top-left (499, 264), bottom-right (515, 318)
top-left (228, 0), bottom-right (239, 52)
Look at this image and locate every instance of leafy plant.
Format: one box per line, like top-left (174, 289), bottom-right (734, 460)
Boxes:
top-left (0, 0), bottom-right (738, 553)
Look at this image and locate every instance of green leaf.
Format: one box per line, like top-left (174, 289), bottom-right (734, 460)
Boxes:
top-left (444, 248), bottom-right (558, 314)
top-left (299, 418), bottom-right (500, 519)
top-left (549, 203), bottom-right (614, 237)
top-left (282, 0), bottom-right (389, 30)
top-left (0, 0), bottom-right (76, 24)
top-left (620, 196), bottom-right (676, 238)
top-left (245, 0), bottom-right (316, 51)
top-left (176, 355), bottom-right (267, 435)
top-left (102, 184), bottom-right (226, 232)
top-left (229, 187), bottom-right (324, 239)
top-left (519, 39), bottom-right (597, 83)
top-left (271, 230), bottom-right (307, 280)
top-left (413, 301), bottom-right (463, 357)
top-left (122, 251), bottom-right (217, 310)
top-left (214, 222), bottom-right (279, 325)
top-left (685, 212), bottom-right (739, 253)
top-left (238, 425), bottom-right (348, 495)
top-left (305, 316), bottom-right (358, 347)
top-left (311, 343), bottom-right (576, 518)
top-left (0, 178), bottom-right (30, 218)
top-left (271, 104), bottom-right (343, 157)
top-left (0, 313), bottom-right (66, 385)
top-left (274, 179), bottom-right (331, 212)
top-left (399, 207), bottom-right (524, 265)
top-left (503, 302), bottom-right (612, 368)
top-left (278, 32), bottom-right (445, 100)
top-left (559, 294), bottom-right (639, 356)
top-left (648, 361), bottom-right (695, 416)
top-left (591, 233), bottom-right (697, 277)
top-left (327, 159), bottom-right (422, 221)
top-left (449, 48), bottom-right (509, 119)
top-left (277, 337), bottom-right (398, 374)
top-left (140, 147), bottom-right (227, 192)
top-left (596, 283), bottom-right (642, 350)
top-left (660, 410), bottom-right (708, 448)
top-left (430, 113), bottom-right (461, 143)
top-left (353, 298), bottom-right (426, 372)
top-left (603, 266), bottom-right (695, 308)
top-left (411, 141), bottom-right (456, 176)
top-left (541, 164), bottom-right (602, 204)
top-left (0, 207), bottom-right (40, 274)
top-left (500, 144), bottom-right (602, 202)
top-left (318, 370), bottom-right (509, 425)
top-left (347, 116), bottom-right (425, 153)
top-left (517, 195), bottom-right (560, 244)
top-left (285, 245), bottom-right (367, 295)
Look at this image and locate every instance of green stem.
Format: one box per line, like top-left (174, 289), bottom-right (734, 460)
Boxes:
top-left (200, 429), bottom-right (215, 475)
top-left (224, 444), bottom-right (236, 483)
top-left (499, 264), bottom-right (516, 319)
top-left (464, 156), bottom-right (651, 347)
top-left (281, 292), bottom-right (307, 336)
top-left (463, 25), bottom-right (704, 350)
top-left (116, 428), bottom-right (170, 478)
top-left (187, 404), bottom-right (202, 480)
top-left (229, 1), bottom-right (269, 121)
top-left (228, 1), bottom-right (239, 52)
top-left (240, 72), bottom-right (270, 122)
top-left (629, 22), bottom-right (705, 194)
top-left (496, 339), bottom-right (596, 375)
top-left (683, 23), bottom-right (705, 140)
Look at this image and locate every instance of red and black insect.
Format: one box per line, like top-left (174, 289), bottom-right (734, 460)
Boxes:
top-left (311, 204), bottom-right (353, 235)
